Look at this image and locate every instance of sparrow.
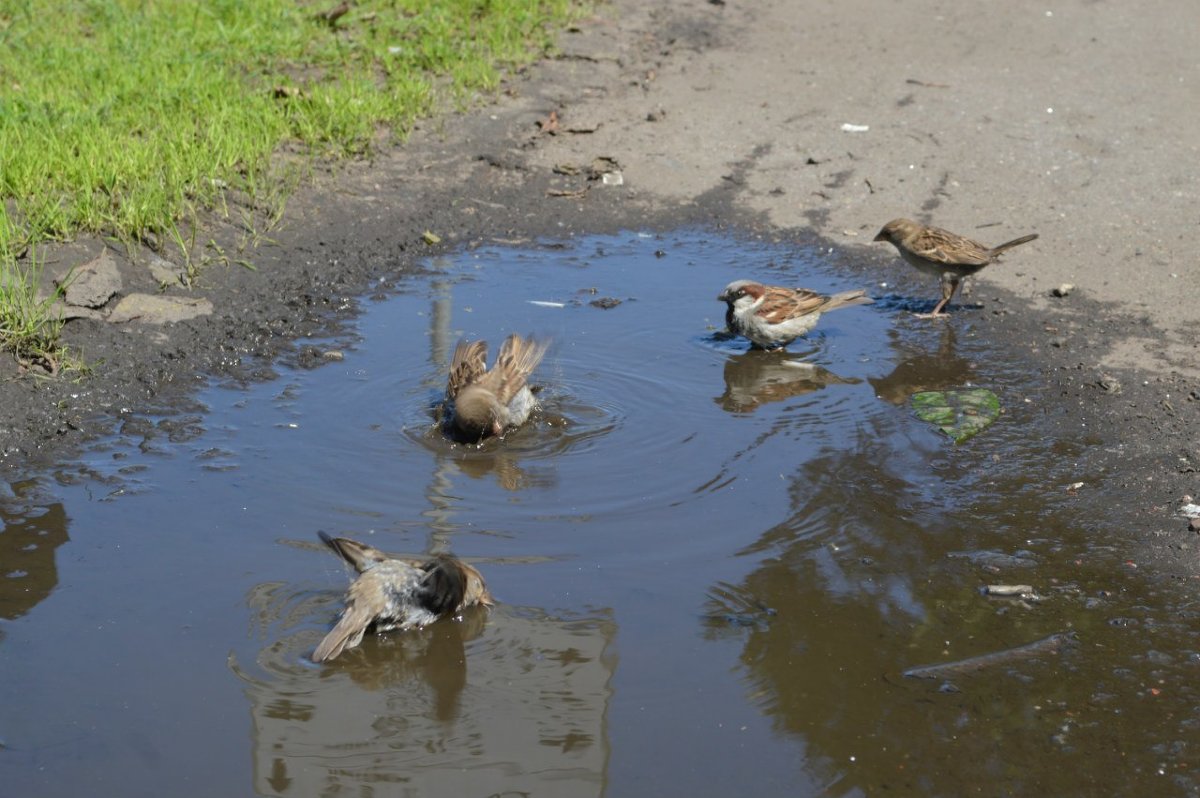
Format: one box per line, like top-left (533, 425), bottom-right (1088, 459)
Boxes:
top-left (718, 280), bottom-right (873, 349)
top-left (873, 218), bottom-right (1038, 317)
top-left (443, 333), bottom-right (550, 442)
top-left (313, 531), bottom-right (493, 663)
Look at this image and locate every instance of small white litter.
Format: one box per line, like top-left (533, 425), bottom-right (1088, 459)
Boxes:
top-left (527, 300), bottom-right (566, 308)
top-left (840, 123), bottom-right (870, 133)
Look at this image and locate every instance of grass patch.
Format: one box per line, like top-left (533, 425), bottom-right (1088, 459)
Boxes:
top-left (0, 0), bottom-right (583, 359)
top-left (0, 248), bottom-right (65, 369)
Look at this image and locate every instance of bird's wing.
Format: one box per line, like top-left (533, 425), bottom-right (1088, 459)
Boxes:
top-left (478, 334), bottom-right (550, 405)
top-left (911, 226), bottom-right (992, 266)
top-left (312, 600), bottom-right (373, 662)
top-left (756, 286), bottom-right (830, 323)
top-left (446, 339), bottom-right (489, 400)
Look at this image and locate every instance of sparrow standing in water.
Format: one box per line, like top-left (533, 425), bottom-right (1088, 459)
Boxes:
top-left (718, 280), bottom-right (873, 350)
top-left (444, 333), bottom-right (549, 442)
top-left (873, 218), bottom-right (1038, 317)
top-left (313, 532), bottom-right (493, 663)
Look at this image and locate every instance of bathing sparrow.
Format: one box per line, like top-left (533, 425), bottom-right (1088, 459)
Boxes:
top-left (313, 532), bottom-right (493, 663)
top-left (718, 280), bottom-right (873, 349)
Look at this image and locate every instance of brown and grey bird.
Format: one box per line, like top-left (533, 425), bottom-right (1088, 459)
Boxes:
top-left (873, 218), bottom-right (1038, 317)
top-left (313, 532), bottom-right (493, 663)
top-left (443, 333), bottom-right (549, 442)
top-left (718, 280), bottom-right (873, 350)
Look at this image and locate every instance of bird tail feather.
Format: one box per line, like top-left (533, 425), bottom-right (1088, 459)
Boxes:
top-left (824, 290), bottom-right (875, 311)
top-left (992, 233), bottom-right (1038, 254)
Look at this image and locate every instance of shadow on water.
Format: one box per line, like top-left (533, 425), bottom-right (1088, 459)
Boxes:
top-left (0, 480), bottom-right (70, 626)
top-left (1, 231), bottom-right (1198, 796)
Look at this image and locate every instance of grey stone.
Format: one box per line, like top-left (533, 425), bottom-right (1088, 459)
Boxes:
top-left (107, 294), bottom-right (213, 324)
top-left (46, 303), bottom-right (106, 322)
top-left (146, 254), bottom-right (184, 287)
top-left (58, 250), bottom-right (122, 308)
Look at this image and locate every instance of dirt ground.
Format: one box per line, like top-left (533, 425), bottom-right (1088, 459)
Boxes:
top-left (2, 0), bottom-right (1196, 562)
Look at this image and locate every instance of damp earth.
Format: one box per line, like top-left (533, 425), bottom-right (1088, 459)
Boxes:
top-left (2, 232), bottom-right (1199, 796)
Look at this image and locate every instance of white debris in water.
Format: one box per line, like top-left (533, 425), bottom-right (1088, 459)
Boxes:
top-left (840, 123), bottom-right (870, 132)
top-left (527, 300), bottom-right (566, 308)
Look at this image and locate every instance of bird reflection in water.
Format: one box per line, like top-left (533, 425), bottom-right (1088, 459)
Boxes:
top-left (450, 444), bottom-right (557, 492)
top-left (716, 349), bottom-right (861, 413)
top-left (868, 324), bottom-right (975, 405)
top-left (321, 604), bottom-right (490, 722)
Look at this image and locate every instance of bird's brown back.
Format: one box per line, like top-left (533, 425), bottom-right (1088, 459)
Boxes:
top-left (754, 286), bottom-right (872, 323)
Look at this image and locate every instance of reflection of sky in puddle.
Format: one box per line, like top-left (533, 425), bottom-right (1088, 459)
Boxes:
top-left (4, 231), bottom-right (1188, 797)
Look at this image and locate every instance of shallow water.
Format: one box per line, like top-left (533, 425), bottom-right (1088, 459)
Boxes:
top-left (2, 231), bottom-right (1198, 797)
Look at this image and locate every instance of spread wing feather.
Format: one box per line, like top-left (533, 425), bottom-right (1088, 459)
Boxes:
top-left (446, 339), bottom-right (488, 400)
top-left (477, 334), bottom-right (549, 405)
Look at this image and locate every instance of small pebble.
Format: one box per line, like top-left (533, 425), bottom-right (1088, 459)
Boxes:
top-left (1051, 283), bottom-right (1074, 297)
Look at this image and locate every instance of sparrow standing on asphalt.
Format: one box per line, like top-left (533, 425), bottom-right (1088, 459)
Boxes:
top-left (444, 333), bottom-right (549, 442)
top-left (313, 532), bottom-right (493, 663)
top-left (873, 218), bottom-right (1038, 317)
top-left (718, 280), bottom-right (873, 350)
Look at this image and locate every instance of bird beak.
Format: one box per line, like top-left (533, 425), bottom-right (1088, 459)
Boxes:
top-left (872, 230), bottom-right (887, 242)
top-left (717, 291), bottom-right (729, 301)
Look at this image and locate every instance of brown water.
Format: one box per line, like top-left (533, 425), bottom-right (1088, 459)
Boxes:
top-left (2, 232), bottom-right (1198, 797)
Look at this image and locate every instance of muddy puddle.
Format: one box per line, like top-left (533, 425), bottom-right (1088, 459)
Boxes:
top-left (2, 231), bottom-right (1198, 796)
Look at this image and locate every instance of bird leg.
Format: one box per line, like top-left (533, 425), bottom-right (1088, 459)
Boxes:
top-left (915, 278), bottom-right (958, 319)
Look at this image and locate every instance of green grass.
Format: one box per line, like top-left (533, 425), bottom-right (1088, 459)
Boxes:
top-left (0, 0), bottom-right (582, 361)
top-left (0, 249), bottom-right (64, 368)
